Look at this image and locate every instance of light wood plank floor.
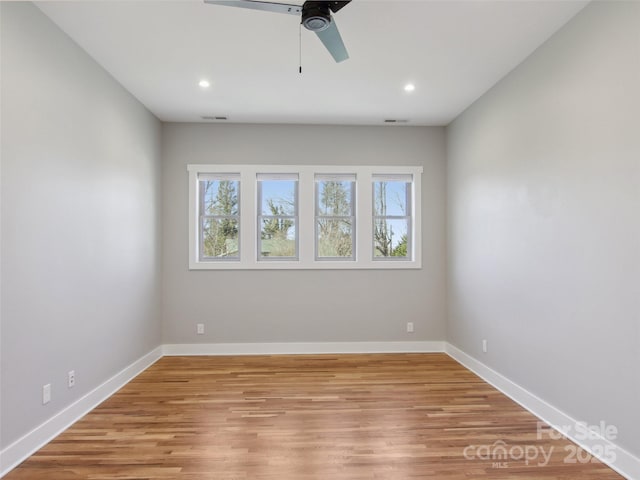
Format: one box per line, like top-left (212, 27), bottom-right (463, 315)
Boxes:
top-left (5, 354), bottom-right (623, 479)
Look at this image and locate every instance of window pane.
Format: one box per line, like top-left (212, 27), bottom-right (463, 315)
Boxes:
top-left (201, 180), bottom-right (239, 216)
top-left (374, 218), bottom-right (409, 258)
top-left (202, 218), bottom-right (239, 258)
top-left (317, 180), bottom-right (353, 216)
top-left (373, 181), bottom-right (409, 216)
top-left (317, 218), bottom-right (353, 258)
top-left (260, 218), bottom-right (296, 257)
top-left (260, 180), bottom-right (296, 216)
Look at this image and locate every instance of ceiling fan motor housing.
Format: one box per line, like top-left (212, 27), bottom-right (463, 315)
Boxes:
top-left (302, 1), bottom-right (331, 32)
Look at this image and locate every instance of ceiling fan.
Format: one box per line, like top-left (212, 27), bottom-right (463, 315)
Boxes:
top-left (203, 0), bottom-right (352, 63)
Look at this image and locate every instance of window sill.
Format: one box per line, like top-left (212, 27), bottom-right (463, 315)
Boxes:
top-left (189, 259), bottom-right (422, 270)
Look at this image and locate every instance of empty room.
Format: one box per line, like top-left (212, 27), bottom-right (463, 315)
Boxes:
top-left (1, 0), bottom-right (638, 478)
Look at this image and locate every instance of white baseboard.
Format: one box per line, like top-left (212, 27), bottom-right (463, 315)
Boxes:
top-left (162, 341), bottom-right (445, 356)
top-left (0, 346), bottom-right (163, 478)
top-left (445, 343), bottom-right (640, 480)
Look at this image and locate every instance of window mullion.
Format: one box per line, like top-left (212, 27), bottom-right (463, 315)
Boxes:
top-left (240, 169), bottom-right (255, 266)
top-left (357, 169), bottom-right (373, 264)
top-left (298, 171), bottom-right (314, 263)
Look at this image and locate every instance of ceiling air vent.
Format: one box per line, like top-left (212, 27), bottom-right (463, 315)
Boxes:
top-left (201, 116), bottom-right (228, 121)
top-left (384, 119), bottom-right (409, 124)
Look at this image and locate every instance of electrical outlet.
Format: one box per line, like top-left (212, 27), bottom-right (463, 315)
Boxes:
top-left (196, 323), bottom-right (205, 335)
top-left (42, 384), bottom-right (51, 404)
top-left (406, 322), bottom-right (414, 333)
top-left (482, 339), bottom-right (488, 353)
top-left (68, 370), bottom-right (75, 388)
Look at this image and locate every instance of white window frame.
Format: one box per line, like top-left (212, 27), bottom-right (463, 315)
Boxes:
top-left (372, 174), bottom-right (413, 262)
top-left (315, 174), bottom-right (356, 261)
top-left (188, 165), bottom-right (422, 270)
top-left (257, 173), bottom-right (299, 261)
top-left (198, 173), bottom-right (241, 262)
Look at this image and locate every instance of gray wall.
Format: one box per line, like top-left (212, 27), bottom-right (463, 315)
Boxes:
top-left (0, 3), bottom-right (162, 448)
top-left (162, 123), bottom-right (447, 344)
top-left (447, 0), bottom-right (640, 458)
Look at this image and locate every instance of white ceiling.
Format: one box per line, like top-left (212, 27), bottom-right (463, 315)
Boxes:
top-left (36, 0), bottom-right (587, 126)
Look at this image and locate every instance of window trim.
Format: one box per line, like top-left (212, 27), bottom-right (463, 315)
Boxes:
top-left (188, 164), bottom-right (423, 270)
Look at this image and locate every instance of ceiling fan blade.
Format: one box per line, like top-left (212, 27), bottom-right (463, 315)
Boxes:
top-left (204, 0), bottom-right (301, 16)
top-left (328, 1), bottom-right (351, 13)
top-left (315, 17), bottom-right (349, 63)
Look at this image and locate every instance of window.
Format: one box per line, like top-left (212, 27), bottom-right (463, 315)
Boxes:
top-left (257, 174), bottom-right (298, 260)
top-left (188, 165), bottom-right (422, 269)
top-left (373, 175), bottom-right (412, 260)
top-left (315, 174), bottom-right (355, 260)
top-left (198, 173), bottom-right (240, 261)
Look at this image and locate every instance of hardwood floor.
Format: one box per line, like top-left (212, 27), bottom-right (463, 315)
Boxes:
top-left (5, 354), bottom-right (623, 479)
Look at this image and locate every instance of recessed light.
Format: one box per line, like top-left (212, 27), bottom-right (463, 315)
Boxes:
top-left (404, 83), bottom-right (415, 92)
top-left (199, 79), bottom-right (211, 89)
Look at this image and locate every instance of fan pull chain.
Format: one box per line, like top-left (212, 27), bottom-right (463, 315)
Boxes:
top-left (299, 21), bottom-right (302, 74)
